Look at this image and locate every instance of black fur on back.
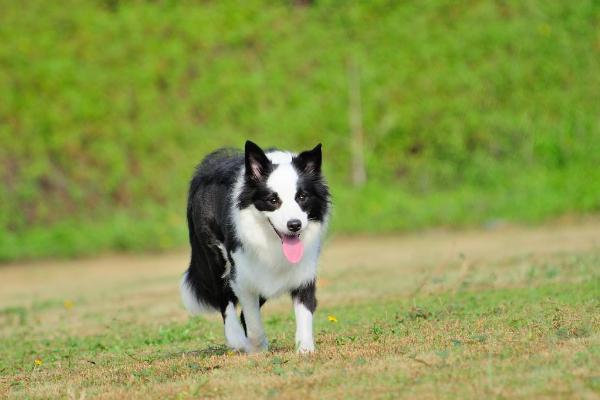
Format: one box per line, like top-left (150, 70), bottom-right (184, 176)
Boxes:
top-left (185, 148), bottom-right (243, 314)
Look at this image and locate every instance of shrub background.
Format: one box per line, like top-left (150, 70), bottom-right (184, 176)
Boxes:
top-left (1, 0), bottom-right (599, 260)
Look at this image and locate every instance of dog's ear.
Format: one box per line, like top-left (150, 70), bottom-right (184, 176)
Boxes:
top-left (245, 140), bottom-right (270, 181)
top-left (294, 143), bottom-right (322, 175)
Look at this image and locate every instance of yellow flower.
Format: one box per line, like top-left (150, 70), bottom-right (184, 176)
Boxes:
top-left (327, 315), bottom-right (338, 323)
top-left (63, 300), bottom-right (74, 310)
top-left (34, 358), bottom-right (43, 366)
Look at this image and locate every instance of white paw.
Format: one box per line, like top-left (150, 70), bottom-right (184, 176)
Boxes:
top-left (246, 335), bottom-right (269, 353)
top-left (226, 336), bottom-right (251, 352)
top-left (296, 341), bottom-right (315, 354)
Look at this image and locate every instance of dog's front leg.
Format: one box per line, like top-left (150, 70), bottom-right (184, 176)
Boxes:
top-left (291, 281), bottom-right (317, 354)
top-left (237, 291), bottom-right (268, 353)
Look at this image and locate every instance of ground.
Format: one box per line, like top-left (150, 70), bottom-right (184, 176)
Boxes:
top-left (1, 219), bottom-right (599, 399)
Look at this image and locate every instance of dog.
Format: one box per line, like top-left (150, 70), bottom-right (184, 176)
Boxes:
top-left (180, 140), bottom-right (330, 353)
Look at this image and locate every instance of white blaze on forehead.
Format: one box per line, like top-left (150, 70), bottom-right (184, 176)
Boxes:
top-left (265, 161), bottom-right (308, 233)
top-left (266, 163), bottom-right (298, 201)
top-left (266, 151), bottom-right (293, 164)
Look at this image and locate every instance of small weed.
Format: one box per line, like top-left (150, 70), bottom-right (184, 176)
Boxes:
top-left (335, 335), bottom-right (358, 346)
top-left (371, 324), bottom-right (385, 341)
top-left (556, 326), bottom-right (591, 340)
top-left (0, 307), bottom-right (28, 326)
top-left (271, 356), bottom-right (288, 376)
top-left (585, 376), bottom-right (600, 391)
top-left (406, 306), bottom-right (431, 320)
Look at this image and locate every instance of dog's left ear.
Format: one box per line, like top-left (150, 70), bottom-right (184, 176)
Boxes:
top-left (294, 144), bottom-right (322, 175)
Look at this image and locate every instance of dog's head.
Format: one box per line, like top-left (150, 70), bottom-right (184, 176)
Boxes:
top-left (237, 140), bottom-right (330, 263)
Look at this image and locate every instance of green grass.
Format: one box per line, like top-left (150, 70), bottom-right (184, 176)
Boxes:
top-left (1, 232), bottom-right (599, 398)
top-left (1, 0), bottom-right (600, 260)
top-left (2, 281), bottom-right (599, 395)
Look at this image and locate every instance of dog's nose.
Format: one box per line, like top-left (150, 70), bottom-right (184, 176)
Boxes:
top-left (287, 219), bottom-right (302, 232)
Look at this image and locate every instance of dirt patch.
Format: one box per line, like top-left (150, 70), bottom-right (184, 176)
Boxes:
top-left (1, 218), bottom-right (599, 310)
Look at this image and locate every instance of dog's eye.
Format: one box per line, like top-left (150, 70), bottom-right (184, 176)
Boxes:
top-left (297, 193), bottom-right (307, 202)
top-left (268, 197), bottom-right (278, 205)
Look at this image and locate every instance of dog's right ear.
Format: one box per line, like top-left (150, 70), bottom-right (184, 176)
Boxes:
top-left (245, 140), bottom-right (270, 181)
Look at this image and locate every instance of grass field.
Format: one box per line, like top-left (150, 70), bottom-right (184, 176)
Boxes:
top-left (1, 220), bottom-right (599, 399)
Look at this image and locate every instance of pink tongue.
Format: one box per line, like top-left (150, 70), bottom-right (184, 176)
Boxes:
top-left (282, 235), bottom-right (304, 264)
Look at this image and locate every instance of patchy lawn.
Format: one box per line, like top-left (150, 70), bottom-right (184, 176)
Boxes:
top-left (1, 221), bottom-right (599, 399)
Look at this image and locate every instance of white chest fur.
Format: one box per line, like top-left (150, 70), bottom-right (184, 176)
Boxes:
top-left (230, 228), bottom-right (321, 298)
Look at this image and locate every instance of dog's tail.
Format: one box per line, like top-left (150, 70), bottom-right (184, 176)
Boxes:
top-left (179, 270), bottom-right (216, 315)
top-left (182, 172), bottom-right (206, 314)
top-left (181, 165), bottom-right (226, 315)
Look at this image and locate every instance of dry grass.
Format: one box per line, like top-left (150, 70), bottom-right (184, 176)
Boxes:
top-left (1, 220), bottom-right (599, 399)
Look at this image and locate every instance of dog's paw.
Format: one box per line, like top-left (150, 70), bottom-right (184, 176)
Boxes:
top-left (226, 337), bottom-right (251, 353)
top-left (246, 335), bottom-right (269, 353)
top-left (296, 341), bottom-right (315, 354)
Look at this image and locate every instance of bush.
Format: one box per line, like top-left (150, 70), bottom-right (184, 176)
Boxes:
top-left (1, 1), bottom-right (599, 260)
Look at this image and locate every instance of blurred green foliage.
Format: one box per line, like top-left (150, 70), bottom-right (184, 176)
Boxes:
top-left (1, 0), bottom-right (599, 260)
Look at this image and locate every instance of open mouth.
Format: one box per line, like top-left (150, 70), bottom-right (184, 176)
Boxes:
top-left (267, 219), bottom-right (304, 264)
top-left (267, 219), bottom-right (299, 240)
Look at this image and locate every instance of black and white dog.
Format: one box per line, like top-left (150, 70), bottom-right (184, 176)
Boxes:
top-left (180, 141), bottom-right (330, 353)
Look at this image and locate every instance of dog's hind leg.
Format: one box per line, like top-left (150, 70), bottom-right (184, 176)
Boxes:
top-left (237, 291), bottom-right (268, 353)
top-left (239, 296), bottom-right (266, 335)
top-left (221, 302), bottom-right (250, 352)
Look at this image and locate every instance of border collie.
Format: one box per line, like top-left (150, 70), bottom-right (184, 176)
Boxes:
top-left (180, 141), bottom-right (330, 353)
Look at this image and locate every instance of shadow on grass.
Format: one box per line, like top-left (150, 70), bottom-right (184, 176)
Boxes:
top-left (164, 345), bottom-right (230, 360)
top-left (161, 342), bottom-right (293, 362)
